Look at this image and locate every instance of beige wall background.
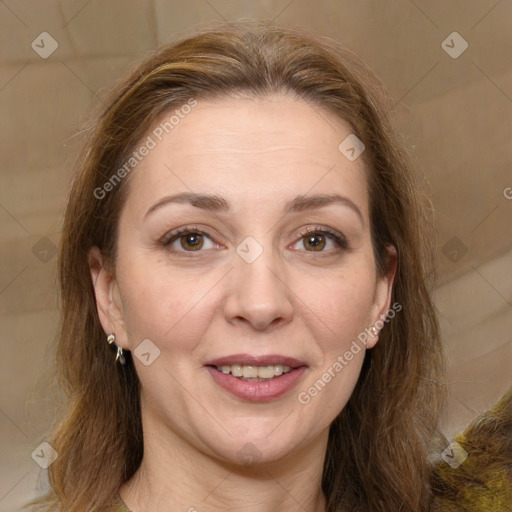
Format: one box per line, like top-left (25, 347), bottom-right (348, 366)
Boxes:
top-left (1, 1), bottom-right (511, 510)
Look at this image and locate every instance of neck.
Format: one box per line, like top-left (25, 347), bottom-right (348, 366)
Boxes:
top-left (119, 414), bottom-right (328, 512)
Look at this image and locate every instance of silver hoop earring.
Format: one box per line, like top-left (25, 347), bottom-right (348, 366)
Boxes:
top-left (107, 333), bottom-right (126, 366)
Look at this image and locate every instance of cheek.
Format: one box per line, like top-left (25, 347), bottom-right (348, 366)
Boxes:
top-left (116, 256), bottom-right (219, 348)
top-left (294, 268), bottom-right (373, 415)
top-left (294, 264), bottom-right (377, 353)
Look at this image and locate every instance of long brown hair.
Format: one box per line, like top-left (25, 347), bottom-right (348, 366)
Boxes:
top-left (27, 20), bottom-right (445, 512)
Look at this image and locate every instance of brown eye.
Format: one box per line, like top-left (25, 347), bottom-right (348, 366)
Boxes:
top-left (163, 228), bottom-right (217, 253)
top-left (303, 233), bottom-right (326, 251)
top-left (291, 227), bottom-right (349, 253)
top-left (179, 233), bottom-right (204, 251)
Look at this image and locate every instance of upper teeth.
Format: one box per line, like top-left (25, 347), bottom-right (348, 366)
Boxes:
top-left (216, 364), bottom-right (292, 378)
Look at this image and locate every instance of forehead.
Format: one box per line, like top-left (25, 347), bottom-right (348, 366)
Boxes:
top-left (122, 94), bottom-right (369, 218)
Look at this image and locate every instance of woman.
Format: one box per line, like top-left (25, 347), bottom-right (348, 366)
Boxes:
top-left (27, 22), bottom-right (511, 512)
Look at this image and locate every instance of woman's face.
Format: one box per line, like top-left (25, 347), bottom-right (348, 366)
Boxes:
top-left (91, 94), bottom-right (395, 466)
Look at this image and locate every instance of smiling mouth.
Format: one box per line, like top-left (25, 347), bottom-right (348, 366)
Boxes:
top-left (212, 364), bottom-right (293, 381)
top-left (205, 355), bottom-right (308, 401)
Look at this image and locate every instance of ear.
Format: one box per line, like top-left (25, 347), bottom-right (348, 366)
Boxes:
top-left (367, 245), bottom-right (397, 349)
top-left (88, 247), bottom-right (128, 349)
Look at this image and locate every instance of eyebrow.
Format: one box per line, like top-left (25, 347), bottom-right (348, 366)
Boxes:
top-left (144, 192), bottom-right (364, 226)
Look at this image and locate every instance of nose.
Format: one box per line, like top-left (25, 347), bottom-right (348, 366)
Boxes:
top-left (222, 242), bottom-right (294, 332)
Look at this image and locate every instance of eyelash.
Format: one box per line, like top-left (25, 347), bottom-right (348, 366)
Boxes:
top-left (161, 225), bottom-right (349, 256)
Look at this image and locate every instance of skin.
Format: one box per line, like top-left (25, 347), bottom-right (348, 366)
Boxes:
top-left (89, 94), bottom-right (396, 512)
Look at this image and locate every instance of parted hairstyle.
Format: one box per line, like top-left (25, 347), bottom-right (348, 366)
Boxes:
top-left (27, 20), bottom-right (446, 512)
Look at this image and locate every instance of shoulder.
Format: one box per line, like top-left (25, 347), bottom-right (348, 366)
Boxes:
top-left (430, 387), bottom-right (512, 510)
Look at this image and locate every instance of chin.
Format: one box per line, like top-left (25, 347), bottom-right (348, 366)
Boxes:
top-left (201, 424), bottom-right (313, 469)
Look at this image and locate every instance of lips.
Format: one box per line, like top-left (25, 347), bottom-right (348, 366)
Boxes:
top-left (205, 353), bottom-right (306, 369)
top-left (204, 353), bottom-right (308, 402)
